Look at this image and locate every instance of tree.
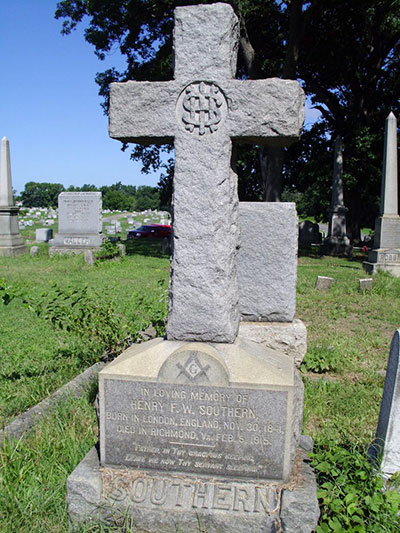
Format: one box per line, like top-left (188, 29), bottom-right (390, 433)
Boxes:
top-left (134, 185), bottom-right (160, 211)
top-left (103, 189), bottom-right (134, 210)
top-left (20, 181), bottom-right (65, 208)
top-left (55, 0), bottom-right (400, 239)
top-left (296, 0), bottom-right (400, 238)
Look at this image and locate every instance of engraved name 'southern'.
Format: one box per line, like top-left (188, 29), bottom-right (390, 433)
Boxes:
top-left (106, 475), bottom-right (273, 514)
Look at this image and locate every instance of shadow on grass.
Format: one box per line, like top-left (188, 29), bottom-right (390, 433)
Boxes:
top-left (124, 239), bottom-right (170, 259)
top-left (298, 246), bottom-right (322, 258)
top-left (299, 245), bottom-right (369, 265)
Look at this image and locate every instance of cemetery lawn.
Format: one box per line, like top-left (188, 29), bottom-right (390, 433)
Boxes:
top-left (1, 249), bottom-right (400, 531)
top-left (0, 242), bottom-right (169, 425)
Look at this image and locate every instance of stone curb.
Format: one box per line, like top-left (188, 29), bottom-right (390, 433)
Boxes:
top-left (0, 361), bottom-right (105, 444)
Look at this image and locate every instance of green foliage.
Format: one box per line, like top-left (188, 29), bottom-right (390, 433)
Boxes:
top-left (19, 180), bottom-right (161, 211)
top-left (21, 283), bottom-right (127, 357)
top-left (0, 392), bottom-right (98, 533)
top-left (311, 443), bottom-right (400, 532)
top-left (0, 277), bottom-right (15, 305)
top-left (20, 181), bottom-right (65, 208)
top-left (95, 239), bottom-right (121, 260)
top-left (55, 0), bottom-right (400, 234)
top-left (302, 343), bottom-right (344, 374)
top-left (134, 185), bottom-right (160, 211)
top-left (128, 279), bottom-right (168, 338)
top-left (102, 189), bottom-right (134, 211)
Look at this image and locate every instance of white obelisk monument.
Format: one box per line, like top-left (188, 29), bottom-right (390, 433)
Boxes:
top-left (0, 137), bottom-right (27, 256)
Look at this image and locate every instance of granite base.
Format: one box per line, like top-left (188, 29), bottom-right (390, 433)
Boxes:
top-left (67, 443), bottom-right (319, 533)
top-left (321, 236), bottom-right (353, 257)
top-left (0, 242), bottom-right (27, 256)
top-left (363, 261), bottom-right (400, 278)
top-left (49, 246), bottom-right (103, 257)
top-left (238, 320), bottom-right (307, 368)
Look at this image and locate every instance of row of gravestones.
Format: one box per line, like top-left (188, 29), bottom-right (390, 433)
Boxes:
top-left (1, 4), bottom-right (399, 530)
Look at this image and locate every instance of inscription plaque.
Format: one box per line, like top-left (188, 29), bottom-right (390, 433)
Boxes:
top-left (102, 380), bottom-right (287, 480)
top-left (58, 192), bottom-right (102, 235)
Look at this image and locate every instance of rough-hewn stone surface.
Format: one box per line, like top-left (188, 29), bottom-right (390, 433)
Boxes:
top-left (238, 202), bottom-right (298, 322)
top-left (280, 451), bottom-right (320, 533)
top-left (108, 3), bottom-right (304, 342)
top-left (239, 320), bottom-right (307, 368)
top-left (67, 445), bottom-right (319, 532)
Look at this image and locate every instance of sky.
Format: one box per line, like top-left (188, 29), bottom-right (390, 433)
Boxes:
top-left (1, 1), bottom-right (320, 195)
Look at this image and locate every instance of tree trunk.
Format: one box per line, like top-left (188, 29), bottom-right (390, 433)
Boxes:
top-left (261, 0), bottom-right (304, 202)
top-left (260, 146), bottom-right (285, 201)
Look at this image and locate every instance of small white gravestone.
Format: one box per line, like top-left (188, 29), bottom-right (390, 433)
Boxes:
top-left (35, 228), bottom-right (53, 242)
top-left (315, 276), bottom-right (334, 290)
top-left (372, 329), bottom-right (400, 479)
top-left (359, 278), bottom-right (373, 291)
top-left (30, 245), bottom-right (40, 257)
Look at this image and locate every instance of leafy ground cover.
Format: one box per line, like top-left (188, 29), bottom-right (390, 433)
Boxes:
top-left (1, 247), bottom-right (400, 531)
top-left (0, 241), bottom-right (169, 425)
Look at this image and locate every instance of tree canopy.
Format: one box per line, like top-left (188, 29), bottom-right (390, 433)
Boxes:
top-left (55, 0), bottom-right (400, 240)
top-left (20, 182), bottom-right (65, 208)
top-left (19, 181), bottom-right (160, 211)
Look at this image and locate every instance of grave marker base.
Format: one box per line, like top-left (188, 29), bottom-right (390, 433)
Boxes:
top-left (67, 445), bottom-right (319, 532)
top-left (0, 206), bottom-right (27, 256)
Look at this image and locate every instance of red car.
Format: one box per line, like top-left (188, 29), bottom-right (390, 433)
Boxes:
top-left (127, 224), bottom-right (172, 240)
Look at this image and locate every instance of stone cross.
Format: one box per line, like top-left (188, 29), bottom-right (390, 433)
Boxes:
top-left (0, 137), bottom-right (13, 206)
top-left (109, 3), bottom-right (304, 343)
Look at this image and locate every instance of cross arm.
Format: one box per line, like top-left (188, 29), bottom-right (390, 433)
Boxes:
top-left (108, 81), bottom-right (178, 145)
top-left (225, 78), bottom-right (305, 146)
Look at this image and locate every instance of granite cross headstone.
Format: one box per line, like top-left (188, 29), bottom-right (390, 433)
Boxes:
top-left (109, 3), bottom-right (304, 343)
top-left (67, 5), bottom-right (319, 532)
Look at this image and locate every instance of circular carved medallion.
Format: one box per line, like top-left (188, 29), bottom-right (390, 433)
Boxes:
top-left (177, 81), bottom-right (227, 136)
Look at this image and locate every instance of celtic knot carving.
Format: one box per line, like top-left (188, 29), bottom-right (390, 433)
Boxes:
top-left (178, 82), bottom-right (227, 135)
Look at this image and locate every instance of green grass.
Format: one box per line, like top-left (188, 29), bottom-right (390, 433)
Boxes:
top-left (1, 249), bottom-right (400, 531)
top-left (0, 241), bottom-right (169, 425)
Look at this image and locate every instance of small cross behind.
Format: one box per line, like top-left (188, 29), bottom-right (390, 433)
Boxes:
top-left (109, 3), bottom-right (304, 343)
